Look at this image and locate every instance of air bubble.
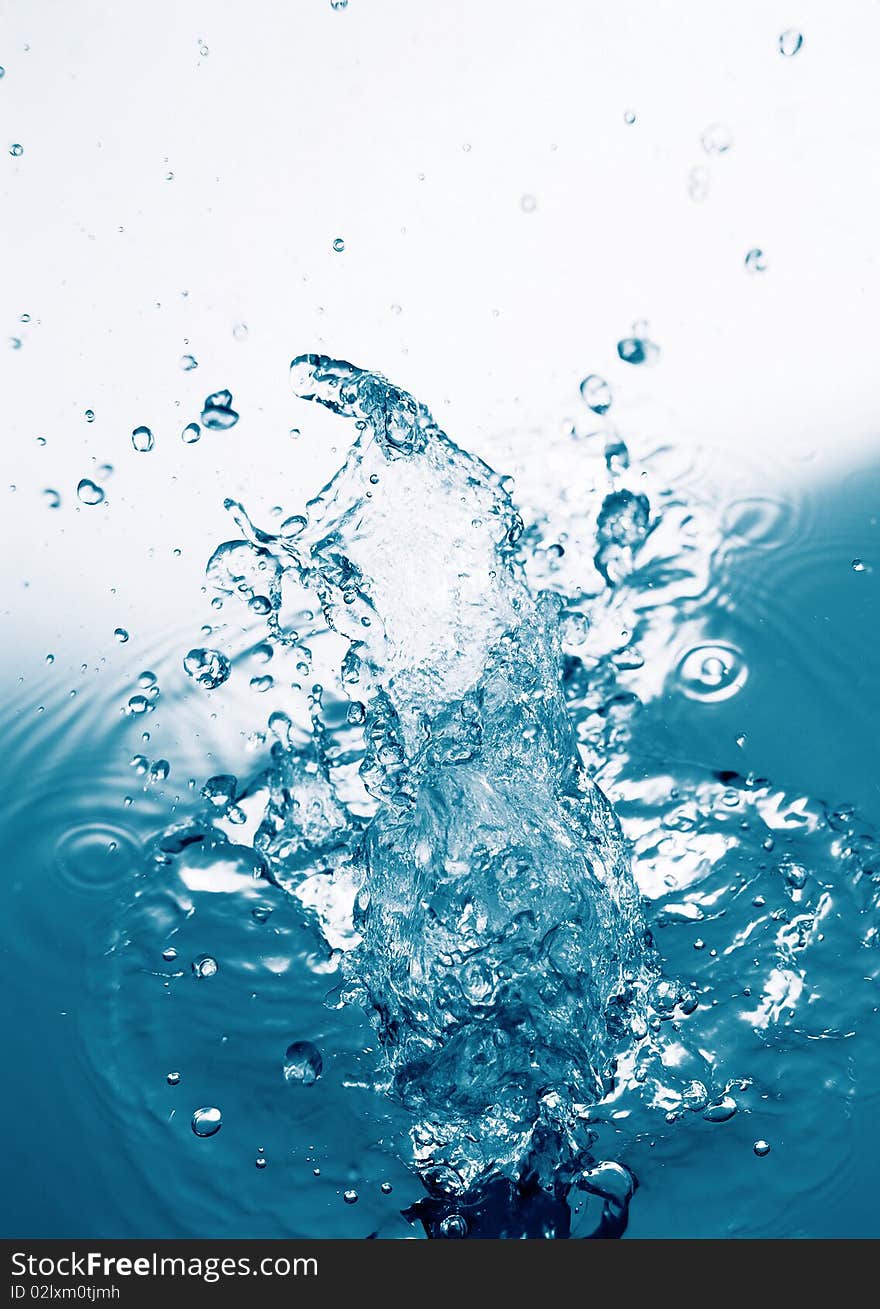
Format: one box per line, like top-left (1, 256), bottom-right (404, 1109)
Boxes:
top-left (283, 1040), bottom-right (323, 1085)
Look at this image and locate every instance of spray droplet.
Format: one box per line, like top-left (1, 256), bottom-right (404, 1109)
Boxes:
top-left (778, 29), bottom-right (803, 57)
top-left (77, 478), bottom-right (105, 506)
top-left (579, 374), bottom-right (612, 415)
top-left (520, 194), bottom-right (537, 212)
top-left (9, 143), bottom-right (23, 157)
top-left (181, 422), bottom-right (201, 444)
top-left (380, 1182), bottom-right (393, 1195)
top-left (192, 954), bottom-right (218, 979)
top-left (149, 759), bottom-right (170, 782)
top-left (249, 674), bottom-right (274, 693)
top-left (167, 1071), bottom-right (180, 1086)
top-left (331, 0), bottom-right (349, 10)
top-left (180, 354), bottom-right (198, 371)
top-left (9, 336), bottom-right (22, 349)
top-left (184, 647), bottom-right (231, 689)
top-left (617, 331), bottom-right (659, 366)
top-left (289, 427), bottom-right (301, 440)
top-left (753, 1139), bottom-right (771, 1157)
top-left (127, 695), bottom-right (150, 715)
top-left (623, 109), bottom-right (636, 125)
top-left (201, 390), bottom-right (239, 430)
top-left (43, 488), bottom-right (61, 509)
top-left (255, 1156), bottom-right (268, 1169)
top-left (343, 1189), bottom-right (358, 1204)
top-left (114, 627), bottom-right (129, 643)
top-left (852, 558), bottom-right (867, 573)
top-left (440, 1214), bottom-right (468, 1237)
top-left (283, 1041), bottom-right (323, 1085)
top-left (161, 946), bottom-right (177, 961)
top-left (131, 425), bottom-right (154, 453)
top-left (191, 1107), bottom-right (222, 1137)
top-left (745, 248), bottom-right (767, 273)
top-left (332, 237), bottom-right (345, 253)
top-left (84, 410), bottom-right (95, 423)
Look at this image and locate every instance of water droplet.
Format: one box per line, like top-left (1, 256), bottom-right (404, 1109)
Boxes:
top-left (232, 322), bottom-right (248, 340)
top-left (852, 558), bottom-right (867, 573)
top-left (249, 674), bottom-right (274, 693)
top-left (192, 954), bottom-right (218, 979)
top-left (745, 247), bottom-right (767, 273)
top-left (43, 488), bottom-right (61, 509)
top-left (45, 653), bottom-right (55, 665)
top-left (0, 67), bottom-right (5, 78)
top-left (183, 647), bottom-right (231, 689)
top-left (283, 1040), bottom-right (323, 1085)
top-left (127, 694), bottom-right (150, 715)
top-left (180, 354), bottom-right (198, 371)
top-left (114, 627), bottom-right (129, 644)
top-left (191, 1107), bottom-right (222, 1137)
top-left (251, 905), bottom-right (273, 923)
top-left (617, 331), bottom-right (659, 366)
top-left (77, 478), bottom-right (105, 506)
top-left (131, 425), bottom-right (154, 452)
top-left (623, 109), bottom-right (636, 125)
top-left (202, 775), bottom-right (237, 808)
top-left (778, 29), bottom-right (803, 57)
top-left (166, 1071), bottom-right (180, 1086)
top-left (331, 0), bottom-right (348, 8)
top-left (161, 946), bottom-right (177, 962)
top-left (753, 1139), bottom-right (771, 1157)
top-left (332, 237), bottom-right (345, 252)
top-left (9, 143), bottom-right (23, 157)
top-left (149, 759), bottom-right (170, 782)
top-left (440, 1213), bottom-right (468, 1238)
top-left (181, 422), bottom-right (201, 444)
top-left (701, 122), bottom-right (733, 155)
top-left (380, 1182), bottom-right (393, 1195)
top-left (131, 754), bottom-right (149, 773)
top-left (201, 390), bottom-right (239, 430)
top-left (703, 1097), bottom-right (737, 1123)
top-left (9, 336), bottom-right (22, 349)
top-left (343, 1189), bottom-right (358, 1204)
top-left (676, 643), bottom-right (748, 702)
top-left (347, 701), bottom-right (366, 726)
top-left (579, 374), bottom-right (612, 414)
top-left (520, 194), bottom-right (537, 212)
top-left (255, 1156), bottom-right (267, 1169)
top-left (84, 410), bottom-right (95, 423)
top-left (289, 427), bottom-right (301, 440)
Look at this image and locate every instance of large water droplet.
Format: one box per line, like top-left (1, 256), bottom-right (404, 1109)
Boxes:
top-left (183, 647), bottom-right (231, 689)
top-left (283, 1040), bottom-right (323, 1085)
top-left (201, 390), bottom-right (239, 430)
top-left (778, 29), bottom-right (803, 57)
top-left (131, 426), bottom-right (154, 453)
top-left (77, 478), bottom-right (105, 506)
top-left (191, 1107), bottom-right (222, 1137)
top-left (579, 374), bottom-right (612, 415)
top-left (676, 643), bottom-right (748, 702)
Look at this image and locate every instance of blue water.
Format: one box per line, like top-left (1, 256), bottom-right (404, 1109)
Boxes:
top-left (2, 357), bottom-right (879, 1238)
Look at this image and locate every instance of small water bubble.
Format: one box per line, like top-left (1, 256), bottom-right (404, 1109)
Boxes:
top-left (161, 947), bottom-right (177, 962)
top-left (852, 558), bottom-right (867, 573)
top-left (579, 374), bottom-right (612, 415)
top-left (191, 1107), bottom-right (222, 1137)
top-left (778, 29), bottom-right (803, 57)
top-left (255, 1156), bottom-right (267, 1169)
top-left (380, 1182), bottom-right (393, 1195)
top-left (677, 643), bottom-right (748, 702)
top-left (9, 143), bottom-right (23, 157)
top-left (166, 1071), bottom-right (180, 1086)
top-left (232, 322), bottom-right (248, 340)
top-left (617, 330), bottom-right (659, 366)
top-left (45, 653), bottom-right (55, 665)
top-left (184, 647), bottom-right (231, 690)
top-left (84, 410), bottom-right (95, 423)
top-left (701, 122), bottom-right (733, 155)
top-left (181, 422), bottom-right (201, 445)
top-left (248, 595), bottom-right (272, 616)
top-left (192, 954), bottom-right (219, 979)
top-left (149, 759), bottom-right (170, 782)
top-left (114, 627), bottom-right (129, 643)
top-left (283, 1040), bottom-right (323, 1085)
top-left (43, 488), bottom-right (61, 509)
top-left (77, 478), bottom-right (105, 506)
top-left (131, 425), bottom-right (154, 453)
top-left (332, 237), bottom-right (345, 253)
top-left (127, 694), bottom-right (150, 715)
top-left (753, 1139), bottom-right (771, 1157)
top-left (745, 248), bottom-right (767, 273)
top-left (180, 354), bottom-right (198, 371)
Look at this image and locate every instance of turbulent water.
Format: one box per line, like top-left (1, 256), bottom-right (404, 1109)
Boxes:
top-left (98, 355), bottom-right (880, 1237)
top-left (4, 354), bottom-right (879, 1239)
